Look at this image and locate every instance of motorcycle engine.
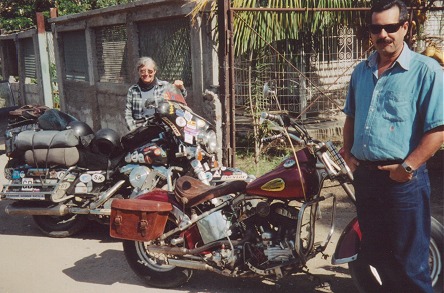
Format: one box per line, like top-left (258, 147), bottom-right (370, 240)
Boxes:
top-left (241, 200), bottom-right (299, 266)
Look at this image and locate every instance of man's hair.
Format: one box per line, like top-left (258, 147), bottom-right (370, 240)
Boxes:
top-left (370, 0), bottom-right (409, 23)
top-left (136, 57), bottom-right (158, 72)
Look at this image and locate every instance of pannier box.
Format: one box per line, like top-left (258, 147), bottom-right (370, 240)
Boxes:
top-left (110, 199), bottom-right (172, 242)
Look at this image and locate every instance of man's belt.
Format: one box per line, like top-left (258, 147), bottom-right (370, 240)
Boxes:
top-left (357, 160), bottom-right (403, 170)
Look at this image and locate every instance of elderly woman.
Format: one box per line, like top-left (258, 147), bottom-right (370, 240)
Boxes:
top-left (125, 57), bottom-right (187, 131)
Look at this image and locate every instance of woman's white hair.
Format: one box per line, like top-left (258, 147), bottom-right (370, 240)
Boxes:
top-left (136, 57), bottom-right (157, 71)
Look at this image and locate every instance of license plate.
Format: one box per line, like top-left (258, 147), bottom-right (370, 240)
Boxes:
top-left (4, 194), bottom-right (46, 200)
top-left (21, 178), bottom-right (34, 191)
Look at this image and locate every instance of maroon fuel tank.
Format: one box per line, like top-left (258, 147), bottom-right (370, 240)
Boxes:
top-left (246, 147), bottom-right (319, 200)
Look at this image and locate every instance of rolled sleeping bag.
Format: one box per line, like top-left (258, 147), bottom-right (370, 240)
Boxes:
top-left (15, 129), bottom-right (79, 151)
top-left (24, 147), bottom-right (80, 167)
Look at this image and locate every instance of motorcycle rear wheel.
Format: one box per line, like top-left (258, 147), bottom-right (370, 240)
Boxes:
top-left (349, 217), bottom-right (443, 293)
top-left (122, 216), bottom-right (193, 288)
top-left (33, 214), bottom-right (89, 238)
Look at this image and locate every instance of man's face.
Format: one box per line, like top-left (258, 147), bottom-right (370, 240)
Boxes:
top-left (370, 6), bottom-right (408, 58)
top-left (138, 65), bottom-right (156, 84)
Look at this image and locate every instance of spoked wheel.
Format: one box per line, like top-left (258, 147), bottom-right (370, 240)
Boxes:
top-left (33, 214), bottom-right (89, 238)
top-left (349, 217), bottom-right (443, 293)
top-left (123, 216), bottom-right (193, 288)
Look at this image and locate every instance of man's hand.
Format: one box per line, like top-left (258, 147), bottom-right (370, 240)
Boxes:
top-left (378, 164), bottom-right (413, 182)
top-left (342, 151), bottom-right (359, 172)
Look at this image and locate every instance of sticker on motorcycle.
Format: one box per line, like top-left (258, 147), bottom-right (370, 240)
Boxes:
top-left (75, 182), bottom-right (88, 194)
top-left (79, 174), bottom-right (92, 183)
top-left (21, 178), bottom-right (33, 191)
top-left (176, 117), bottom-right (187, 127)
top-left (161, 117), bottom-right (181, 136)
top-left (260, 178), bottom-right (285, 192)
top-left (184, 111), bottom-right (193, 121)
top-left (91, 173), bottom-right (105, 183)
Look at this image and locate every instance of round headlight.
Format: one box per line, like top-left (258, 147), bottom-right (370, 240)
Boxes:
top-left (205, 130), bottom-right (217, 153)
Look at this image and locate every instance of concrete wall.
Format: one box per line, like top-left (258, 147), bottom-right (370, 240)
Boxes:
top-left (50, 0), bottom-right (218, 136)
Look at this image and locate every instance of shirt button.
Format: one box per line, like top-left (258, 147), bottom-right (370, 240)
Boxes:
top-left (364, 144), bottom-right (367, 147)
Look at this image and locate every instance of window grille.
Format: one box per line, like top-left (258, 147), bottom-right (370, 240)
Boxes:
top-left (138, 17), bottom-right (192, 86)
top-left (62, 30), bottom-right (89, 81)
top-left (23, 38), bottom-right (36, 79)
top-left (95, 24), bottom-right (128, 83)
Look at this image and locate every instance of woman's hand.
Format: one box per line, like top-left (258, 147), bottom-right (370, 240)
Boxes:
top-left (173, 80), bottom-right (185, 91)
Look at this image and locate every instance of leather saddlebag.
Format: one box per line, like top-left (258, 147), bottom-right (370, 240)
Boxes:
top-left (110, 199), bottom-right (172, 241)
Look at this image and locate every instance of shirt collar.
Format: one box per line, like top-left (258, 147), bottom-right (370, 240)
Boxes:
top-left (367, 42), bottom-right (412, 71)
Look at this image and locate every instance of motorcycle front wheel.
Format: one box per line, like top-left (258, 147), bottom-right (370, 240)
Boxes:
top-left (33, 214), bottom-right (89, 238)
top-left (349, 217), bottom-right (443, 293)
top-left (122, 216), bottom-right (193, 288)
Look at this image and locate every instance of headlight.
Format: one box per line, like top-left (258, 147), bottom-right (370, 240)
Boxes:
top-left (197, 129), bottom-right (217, 154)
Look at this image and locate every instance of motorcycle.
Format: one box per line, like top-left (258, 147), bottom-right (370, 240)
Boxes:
top-left (109, 111), bottom-right (443, 292)
top-left (1, 85), bottom-right (251, 237)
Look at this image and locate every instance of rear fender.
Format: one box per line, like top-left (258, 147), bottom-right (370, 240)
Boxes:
top-left (332, 217), bottom-right (362, 265)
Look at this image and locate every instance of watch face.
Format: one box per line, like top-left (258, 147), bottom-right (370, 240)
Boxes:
top-left (402, 162), bottom-right (413, 173)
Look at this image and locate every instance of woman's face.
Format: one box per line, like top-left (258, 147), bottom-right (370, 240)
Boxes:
top-left (138, 64), bottom-right (156, 83)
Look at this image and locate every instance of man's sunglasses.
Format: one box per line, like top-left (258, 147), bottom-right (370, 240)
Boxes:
top-left (368, 22), bottom-right (404, 34)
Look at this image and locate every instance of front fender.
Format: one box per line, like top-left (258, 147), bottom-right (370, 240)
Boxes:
top-left (332, 217), bottom-right (362, 265)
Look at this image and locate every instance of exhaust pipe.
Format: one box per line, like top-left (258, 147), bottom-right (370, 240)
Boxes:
top-left (5, 203), bottom-right (69, 216)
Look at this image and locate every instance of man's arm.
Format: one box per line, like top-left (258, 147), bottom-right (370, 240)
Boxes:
top-left (343, 116), bottom-right (360, 172)
top-left (379, 125), bottom-right (444, 182)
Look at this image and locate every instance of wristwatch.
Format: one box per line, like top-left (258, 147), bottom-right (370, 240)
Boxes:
top-left (401, 161), bottom-right (414, 174)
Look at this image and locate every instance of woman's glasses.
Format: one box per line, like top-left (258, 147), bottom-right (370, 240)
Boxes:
top-left (368, 22), bottom-right (404, 34)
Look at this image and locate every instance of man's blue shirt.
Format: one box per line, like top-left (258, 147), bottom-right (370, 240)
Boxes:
top-left (343, 43), bottom-right (443, 161)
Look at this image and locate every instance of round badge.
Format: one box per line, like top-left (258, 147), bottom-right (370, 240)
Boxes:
top-left (91, 173), bottom-right (105, 183)
top-left (176, 116), bottom-right (187, 127)
top-left (58, 182), bottom-right (71, 190)
top-left (283, 159), bottom-right (296, 168)
top-left (75, 182), bottom-right (87, 193)
top-left (79, 174), bottom-right (92, 183)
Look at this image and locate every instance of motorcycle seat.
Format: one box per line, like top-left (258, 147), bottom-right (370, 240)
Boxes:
top-left (174, 176), bottom-right (247, 207)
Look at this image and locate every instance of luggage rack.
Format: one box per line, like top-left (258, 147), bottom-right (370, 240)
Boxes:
top-left (1, 182), bottom-right (58, 200)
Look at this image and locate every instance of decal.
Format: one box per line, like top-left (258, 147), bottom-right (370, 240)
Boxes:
top-left (184, 133), bottom-right (194, 144)
top-left (87, 181), bottom-right (93, 193)
top-left (283, 159), bottom-right (296, 168)
top-left (58, 182), bottom-right (71, 190)
top-left (75, 182), bottom-right (88, 194)
top-left (138, 153), bottom-right (145, 164)
top-left (79, 174), bottom-right (92, 183)
top-left (20, 171), bottom-right (25, 178)
top-left (221, 174), bottom-right (248, 181)
top-left (53, 188), bottom-right (66, 199)
top-left (203, 162), bottom-right (210, 171)
top-left (213, 170), bottom-right (221, 178)
top-left (57, 171), bottom-right (66, 180)
top-left (44, 179), bottom-right (58, 185)
top-left (65, 174), bottom-right (76, 182)
top-left (91, 173), bottom-right (105, 183)
top-left (49, 170), bottom-right (58, 179)
top-left (131, 151), bottom-right (138, 162)
top-left (176, 109), bottom-right (185, 117)
top-left (260, 178), bottom-right (286, 192)
top-left (205, 172), bottom-right (213, 181)
top-left (28, 168), bottom-right (47, 177)
top-left (184, 111), bottom-right (193, 121)
top-left (176, 116), bottom-right (187, 127)
top-left (196, 119), bottom-right (206, 128)
top-left (125, 153), bottom-right (132, 163)
top-left (162, 117), bottom-right (181, 136)
top-left (12, 170), bottom-right (21, 180)
top-left (21, 178), bottom-right (33, 191)
top-left (186, 120), bottom-right (197, 130)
